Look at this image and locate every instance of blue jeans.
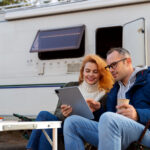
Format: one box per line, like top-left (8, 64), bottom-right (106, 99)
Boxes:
top-left (26, 111), bottom-right (62, 150)
top-left (64, 112), bottom-right (150, 150)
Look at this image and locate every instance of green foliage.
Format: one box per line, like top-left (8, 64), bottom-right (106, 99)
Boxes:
top-left (0, 0), bottom-right (27, 6)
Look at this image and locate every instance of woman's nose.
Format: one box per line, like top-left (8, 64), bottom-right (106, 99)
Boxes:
top-left (89, 72), bottom-right (94, 76)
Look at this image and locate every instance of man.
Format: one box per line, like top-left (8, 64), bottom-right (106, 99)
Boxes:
top-left (63, 48), bottom-right (150, 150)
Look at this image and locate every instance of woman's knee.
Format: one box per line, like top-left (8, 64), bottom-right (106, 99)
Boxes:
top-left (36, 111), bottom-right (57, 121)
top-left (38, 111), bottom-right (50, 118)
top-left (64, 115), bottom-right (82, 134)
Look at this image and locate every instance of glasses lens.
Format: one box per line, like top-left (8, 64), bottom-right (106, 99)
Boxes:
top-left (111, 62), bottom-right (117, 69)
top-left (105, 58), bottom-right (127, 70)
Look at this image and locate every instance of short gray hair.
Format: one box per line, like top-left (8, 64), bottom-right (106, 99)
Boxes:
top-left (106, 47), bottom-right (131, 58)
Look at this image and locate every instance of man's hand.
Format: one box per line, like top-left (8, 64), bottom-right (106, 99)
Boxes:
top-left (116, 104), bottom-right (138, 121)
top-left (61, 104), bottom-right (72, 117)
top-left (86, 99), bottom-right (101, 112)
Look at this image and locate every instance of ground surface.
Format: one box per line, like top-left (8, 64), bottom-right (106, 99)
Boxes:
top-left (0, 131), bottom-right (29, 150)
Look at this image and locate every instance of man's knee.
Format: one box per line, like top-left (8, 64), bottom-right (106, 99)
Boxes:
top-left (99, 112), bottom-right (115, 121)
top-left (99, 112), bottom-right (119, 128)
top-left (98, 112), bottom-right (126, 136)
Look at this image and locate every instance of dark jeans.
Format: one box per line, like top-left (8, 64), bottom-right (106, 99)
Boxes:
top-left (26, 111), bottom-right (63, 150)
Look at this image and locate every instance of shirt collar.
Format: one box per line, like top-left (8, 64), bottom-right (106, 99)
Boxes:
top-left (118, 66), bottom-right (148, 87)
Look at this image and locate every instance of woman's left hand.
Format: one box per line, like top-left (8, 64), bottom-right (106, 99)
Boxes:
top-left (86, 99), bottom-right (101, 112)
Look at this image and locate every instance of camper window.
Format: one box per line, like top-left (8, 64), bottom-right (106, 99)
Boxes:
top-left (30, 25), bottom-right (85, 60)
top-left (96, 26), bottom-right (122, 59)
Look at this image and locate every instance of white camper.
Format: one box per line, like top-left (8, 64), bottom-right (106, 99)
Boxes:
top-left (0, 0), bottom-right (149, 117)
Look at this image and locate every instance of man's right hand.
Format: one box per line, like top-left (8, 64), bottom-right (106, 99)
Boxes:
top-left (61, 104), bottom-right (72, 117)
top-left (116, 104), bottom-right (138, 121)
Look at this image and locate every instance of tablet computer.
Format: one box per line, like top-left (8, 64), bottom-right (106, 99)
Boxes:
top-left (55, 86), bottom-right (94, 119)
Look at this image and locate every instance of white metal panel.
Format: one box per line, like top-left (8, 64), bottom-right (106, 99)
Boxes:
top-left (4, 0), bottom-right (149, 20)
top-left (0, 87), bottom-right (58, 115)
top-left (123, 18), bottom-right (145, 67)
top-left (0, 121), bottom-right (61, 131)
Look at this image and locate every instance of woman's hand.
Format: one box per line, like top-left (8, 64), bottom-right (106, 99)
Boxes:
top-left (86, 99), bottom-right (101, 112)
top-left (61, 104), bottom-right (72, 117)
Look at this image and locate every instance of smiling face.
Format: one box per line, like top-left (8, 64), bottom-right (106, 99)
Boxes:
top-left (83, 62), bottom-right (100, 85)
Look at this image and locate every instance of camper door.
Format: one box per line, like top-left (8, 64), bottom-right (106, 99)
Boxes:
top-left (123, 18), bottom-right (145, 67)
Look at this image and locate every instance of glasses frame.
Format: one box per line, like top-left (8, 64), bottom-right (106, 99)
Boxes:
top-left (105, 58), bottom-right (127, 70)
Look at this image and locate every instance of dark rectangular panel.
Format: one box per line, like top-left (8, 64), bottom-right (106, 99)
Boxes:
top-left (30, 25), bottom-right (85, 52)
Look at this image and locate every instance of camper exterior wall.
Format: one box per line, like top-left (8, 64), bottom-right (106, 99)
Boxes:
top-left (4, 0), bottom-right (149, 20)
top-left (0, 1), bottom-right (150, 116)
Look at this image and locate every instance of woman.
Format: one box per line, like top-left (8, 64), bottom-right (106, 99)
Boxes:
top-left (26, 54), bottom-right (113, 150)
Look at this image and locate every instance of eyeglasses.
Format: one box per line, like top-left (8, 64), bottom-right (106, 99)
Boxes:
top-left (105, 58), bottom-right (127, 70)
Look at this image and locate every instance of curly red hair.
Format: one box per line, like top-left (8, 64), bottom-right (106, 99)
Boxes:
top-left (79, 54), bottom-right (114, 93)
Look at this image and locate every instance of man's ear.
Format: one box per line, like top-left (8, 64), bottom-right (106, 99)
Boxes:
top-left (126, 58), bottom-right (132, 64)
